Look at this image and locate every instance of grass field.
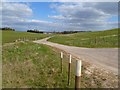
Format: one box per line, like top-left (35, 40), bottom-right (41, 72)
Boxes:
top-left (2, 31), bottom-right (51, 44)
top-left (2, 30), bottom-right (118, 88)
top-left (2, 42), bottom-right (118, 88)
top-left (48, 28), bottom-right (119, 48)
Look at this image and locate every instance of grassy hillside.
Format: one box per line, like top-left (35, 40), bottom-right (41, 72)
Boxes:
top-left (2, 31), bottom-right (51, 44)
top-left (48, 28), bottom-right (119, 48)
top-left (2, 30), bottom-right (118, 88)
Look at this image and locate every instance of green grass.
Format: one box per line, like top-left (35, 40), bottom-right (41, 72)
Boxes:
top-left (48, 28), bottom-right (119, 48)
top-left (2, 31), bottom-right (51, 44)
top-left (2, 42), bottom-right (75, 88)
top-left (2, 29), bottom-right (118, 88)
top-left (2, 42), bottom-right (118, 88)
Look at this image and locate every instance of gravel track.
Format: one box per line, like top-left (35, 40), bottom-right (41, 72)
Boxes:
top-left (33, 37), bottom-right (118, 75)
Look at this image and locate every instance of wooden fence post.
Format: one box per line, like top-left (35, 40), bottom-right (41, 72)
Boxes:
top-left (60, 52), bottom-right (63, 73)
top-left (75, 60), bottom-right (82, 89)
top-left (68, 54), bottom-right (71, 86)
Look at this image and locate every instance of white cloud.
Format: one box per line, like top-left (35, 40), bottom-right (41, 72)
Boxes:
top-left (2, 0), bottom-right (120, 2)
top-left (2, 2), bottom-right (118, 31)
top-left (2, 2), bottom-right (32, 17)
top-left (48, 15), bottom-right (65, 19)
top-left (83, 2), bottom-right (118, 15)
top-left (49, 2), bottom-right (118, 31)
top-left (52, 0), bottom-right (119, 2)
top-left (2, 2), bottom-right (67, 31)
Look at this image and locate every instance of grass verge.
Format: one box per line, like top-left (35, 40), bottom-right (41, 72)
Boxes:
top-left (2, 41), bottom-right (118, 88)
top-left (2, 41), bottom-right (74, 88)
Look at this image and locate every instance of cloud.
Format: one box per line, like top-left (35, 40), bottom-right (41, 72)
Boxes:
top-left (2, 2), bottom-right (57, 31)
top-left (2, 2), bottom-right (32, 17)
top-left (2, 2), bottom-right (33, 30)
top-left (83, 2), bottom-right (118, 15)
top-left (2, 2), bottom-right (67, 31)
top-left (48, 15), bottom-right (65, 20)
top-left (2, 0), bottom-right (120, 2)
top-left (49, 2), bottom-right (118, 31)
top-left (52, 0), bottom-right (119, 2)
top-left (2, 2), bottom-right (118, 31)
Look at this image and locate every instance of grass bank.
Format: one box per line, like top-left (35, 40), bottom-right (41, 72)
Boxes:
top-left (2, 42), bottom-right (74, 88)
top-left (48, 28), bottom-right (119, 48)
top-left (2, 31), bottom-right (51, 44)
top-left (2, 41), bottom-right (118, 88)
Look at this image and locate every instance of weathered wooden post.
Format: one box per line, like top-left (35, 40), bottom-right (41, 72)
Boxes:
top-left (68, 54), bottom-right (71, 86)
top-left (60, 52), bottom-right (63, 73)
top-left (95, 37), bottom-right (97, 44)
top-left (75, 60), bottom-right (82, 89)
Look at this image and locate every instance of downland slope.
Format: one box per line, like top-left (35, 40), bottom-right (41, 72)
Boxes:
top-left (48, 28), bottom-right (120, 48)
top-left (2, 30), bottom-right (118, 88)
top-left (2, 30), bottom-right (51, 44)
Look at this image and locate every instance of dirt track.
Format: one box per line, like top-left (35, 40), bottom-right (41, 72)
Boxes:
top-left (33, 37), bottom-right (118, 75)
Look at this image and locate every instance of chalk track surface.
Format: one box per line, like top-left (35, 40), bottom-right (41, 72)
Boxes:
top-left (33, 37), bottom-right (118, 75)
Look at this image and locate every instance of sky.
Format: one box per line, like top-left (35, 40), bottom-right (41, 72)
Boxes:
top-left (1, 1), bottom-right (119, 32)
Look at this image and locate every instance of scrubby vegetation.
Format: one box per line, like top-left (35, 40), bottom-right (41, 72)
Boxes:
top-left (27, 30), bottom-right (44, 33)
top-left (1, 27), bottom-right (15, 31)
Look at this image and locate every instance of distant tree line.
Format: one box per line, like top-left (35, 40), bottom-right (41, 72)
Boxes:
top-left (27, 30), bottom-right (44, 33)
top-left (0, 27), bottom-right (15, 31)
top-left (54, 31), bottom-right (92, 34)
top-left (0, 27), bottom-right (92, 34)
top-left (61, 31), bottom-right (79, 34)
